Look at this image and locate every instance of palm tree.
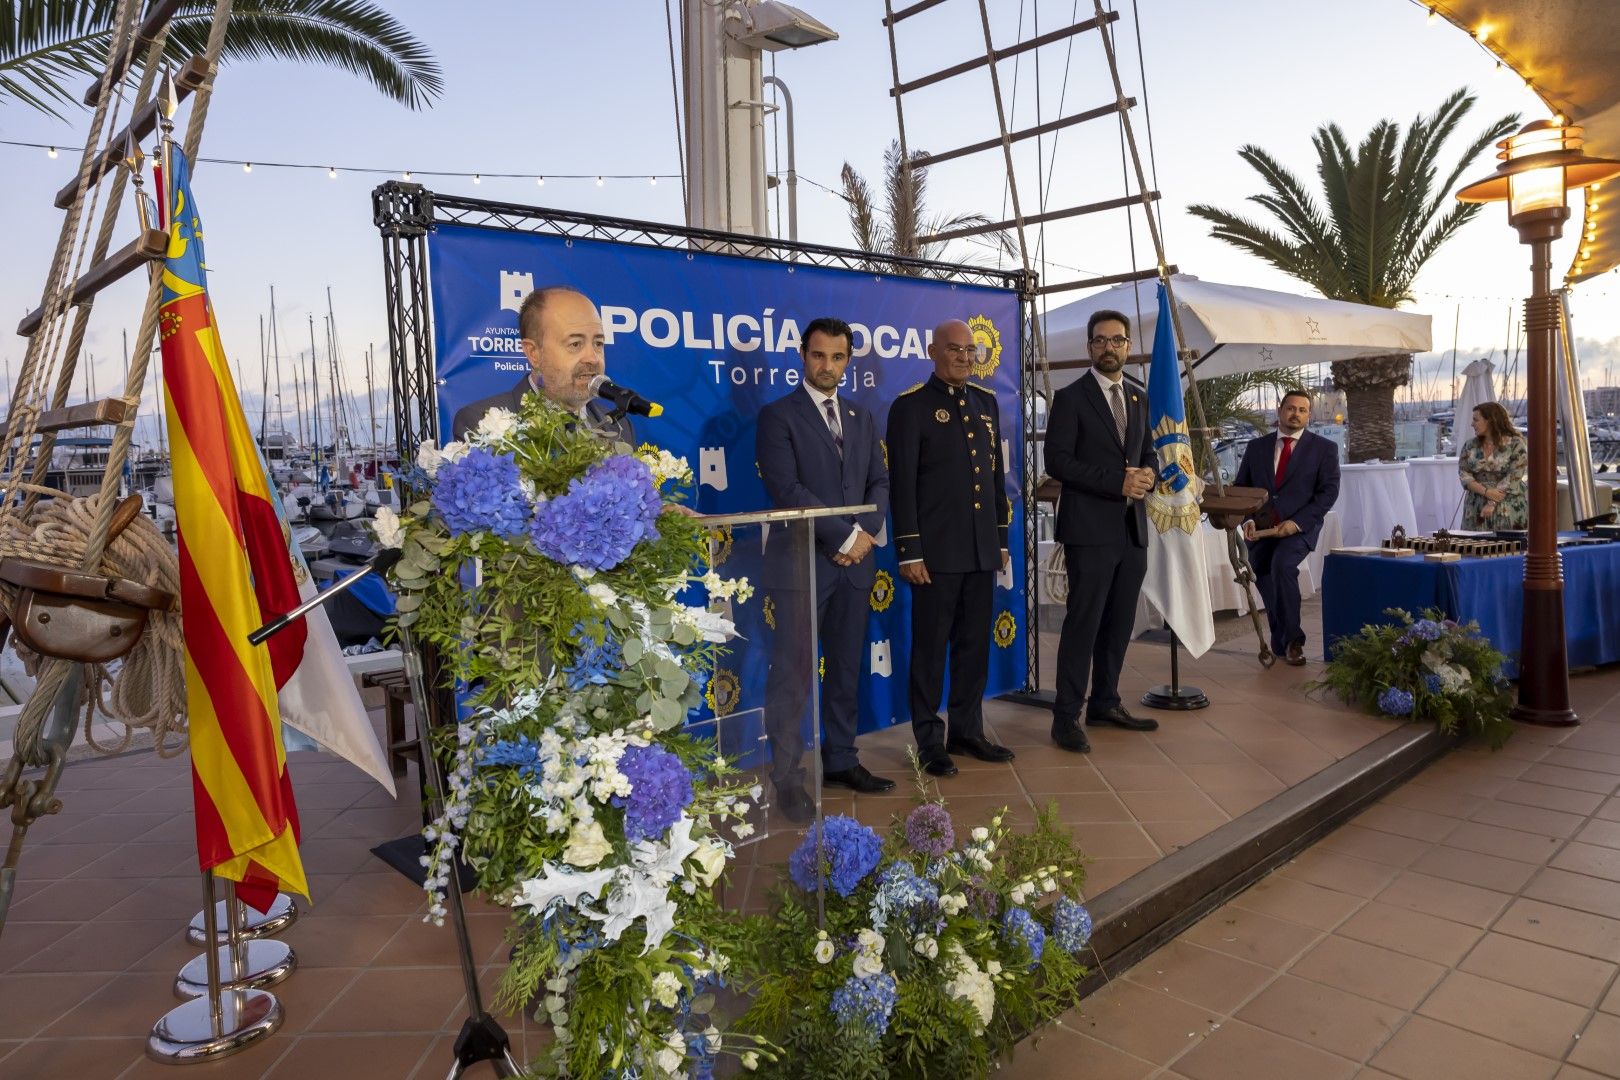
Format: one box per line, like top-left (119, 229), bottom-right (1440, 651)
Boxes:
top-left (2, 0), bottom-right (443, 118)
top-left (840, 139), bottom-right (1012, 268)
top-left (1187, 90), bottom-right (1517, 461)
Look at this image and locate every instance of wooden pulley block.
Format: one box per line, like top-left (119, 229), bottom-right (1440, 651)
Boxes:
top-left (1200, 486), bottom-right (1270, 531)
top-left (0, 497), bottom-right (176, 663)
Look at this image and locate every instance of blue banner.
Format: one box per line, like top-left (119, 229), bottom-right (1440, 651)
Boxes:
top-left (426, 223), bottom-right (1025, 734)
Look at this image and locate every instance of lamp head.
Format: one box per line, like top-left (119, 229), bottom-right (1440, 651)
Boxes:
top-left (1457, 120), bottom-right (1620, 243)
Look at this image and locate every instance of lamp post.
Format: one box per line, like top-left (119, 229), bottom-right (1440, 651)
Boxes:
top-left (1457, 120), bottom-right (1620, 726)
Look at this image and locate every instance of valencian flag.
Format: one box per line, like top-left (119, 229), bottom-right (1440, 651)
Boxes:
top-left (160, 147), bottom-right (308, 909)
top-left (1141, 282), bottom-right (1216, 657)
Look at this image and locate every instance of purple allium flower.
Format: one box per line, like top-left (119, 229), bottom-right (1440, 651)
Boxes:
top-left (1053, 897), bottom-right (1093, 953)
top-left (904, 803), bottom-right (955, 858)
top-left (614, 743), bottom-right (694, 843)
top-left (1378, 687), bottom-right (1415, 717)
top-left (530, 454), bottom-right (662, 570)
top-left (829, 972), bottom-right (898, 1039)
top-left (789, 815), bottom-right (882, 898)
top-left (1001, 905), bottom-right (1046, 967)
top-left (431, 449), bottom-right (531, 537)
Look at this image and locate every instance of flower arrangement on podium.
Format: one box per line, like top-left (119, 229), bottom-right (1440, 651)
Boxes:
top-left (1313, 607), bottom-right (1514, 746)
top-left (731, 794), bottom-right (1093, 1079)
top-left (377, 399), bottom-right (768, 1078)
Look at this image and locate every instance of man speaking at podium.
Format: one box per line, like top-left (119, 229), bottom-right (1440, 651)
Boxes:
top-left (452, 286), bottom-right (635, 444)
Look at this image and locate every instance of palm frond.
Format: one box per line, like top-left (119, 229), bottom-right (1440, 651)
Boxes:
top-left (0, 0), bottom-right (443, 115)
top-left (840, 161), bottom-right (884, 258)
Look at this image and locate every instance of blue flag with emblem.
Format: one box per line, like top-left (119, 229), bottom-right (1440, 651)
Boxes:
top-left (1141, 282), bottom-right (1216, 656)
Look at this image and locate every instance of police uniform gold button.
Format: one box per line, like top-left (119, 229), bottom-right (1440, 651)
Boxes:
top-left (974, 466), bottom-right (981, 474)
top-left (974, 484), bottom-right (981, 492)
top-left (967, 431), bottom-right (975, 439)
top-left (974, 502), bottom-right (981, 509)
top-left (958, 399), bottom-right (967, 407)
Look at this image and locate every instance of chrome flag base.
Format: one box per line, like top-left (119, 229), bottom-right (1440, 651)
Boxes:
top-left (146, 989), bottom-right (282, 1064)
top-left (174, 939), bottom-right (295, 998)
top-left (186, 894), bottom-right (297, 945)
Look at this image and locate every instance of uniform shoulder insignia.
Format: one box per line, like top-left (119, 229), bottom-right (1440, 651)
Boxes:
top-left (967, 381), bottom-right (997, 396)
top-left (896, 382), bottom-right (926, 397)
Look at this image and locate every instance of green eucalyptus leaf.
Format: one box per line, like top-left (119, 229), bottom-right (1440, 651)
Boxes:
top-left (622, 637), bottom-right (644, 666)
top-left (650, 697), bottom-right (684, 729)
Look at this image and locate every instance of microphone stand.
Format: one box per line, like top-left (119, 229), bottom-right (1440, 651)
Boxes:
top-left (247, 555), bottom-right (522, 1079)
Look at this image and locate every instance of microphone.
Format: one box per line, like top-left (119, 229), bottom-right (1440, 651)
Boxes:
top-left (589, 374), bottom-right (663, 418)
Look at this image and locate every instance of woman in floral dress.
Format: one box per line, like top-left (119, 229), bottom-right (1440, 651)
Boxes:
top-left (1458, 401), bottom-right (1528, 530)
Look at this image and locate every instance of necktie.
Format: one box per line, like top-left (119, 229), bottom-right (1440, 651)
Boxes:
top-left (1110, 383), bottom-right (1127, 445)
top-left (823, 398), bottom-right (844, 457)
top-left (1276, 435), bottom-right (1294, 484)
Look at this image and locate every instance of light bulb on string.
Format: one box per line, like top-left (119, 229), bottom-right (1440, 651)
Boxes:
top-left (403, 170), bottom-right (412, 181)
top-left (472, 174), bottom-right (481, 184)
top-left (243, 162), bottom-right (252, 173)
top-left (596, 176), bottom-right (604, 186)
top-left (537, 176), bottom-right (545, 186)
top-left (650, 176), bottom-right (657, 186)
top-left (328, 166), bottom-right (337, 178)
top-left (1426, 6), bottom-right (1437, 25)
top-left (1476, 24), bottom-right (1490, 42)
top-left (47, 146), bottom-right (58, 159)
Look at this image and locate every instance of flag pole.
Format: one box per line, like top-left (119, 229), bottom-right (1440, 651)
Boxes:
top-left (146, 871), bottom-right (283, 1063)
top-left (175, 874), bottom-right (296, 997)
top-left (1141, 630), bottom-right (1209, 710)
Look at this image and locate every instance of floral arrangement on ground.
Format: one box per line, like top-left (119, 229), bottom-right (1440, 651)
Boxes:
top-left (377, 397), bottom-right (1095, 1078)
top-left (730, 794), bottom-right (1093, 1080)
top-left (1310, 606), bottom-right (1514, 747)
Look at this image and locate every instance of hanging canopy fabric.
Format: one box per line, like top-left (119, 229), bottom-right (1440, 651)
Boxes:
top-left (1430, 2), bottom-right (1620, 284)
top-left (1455, 357), bottom-right (1498, 426)
top-left (1040, 274), bottom-right (1433, 387)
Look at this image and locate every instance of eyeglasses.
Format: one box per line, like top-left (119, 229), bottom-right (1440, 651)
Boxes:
top-left (941, 344), bottom-right (984, 357)
top-left (1089, 335), bottom-right (1130, 348)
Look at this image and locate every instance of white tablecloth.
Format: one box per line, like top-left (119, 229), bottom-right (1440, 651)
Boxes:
top-left (1337, 462), bottom-right (1418, 547)
top-left (1406, 456), bottom-right (1464, 534)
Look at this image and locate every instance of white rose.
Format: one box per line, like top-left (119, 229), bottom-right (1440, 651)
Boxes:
top-left (971, 827), bottom-right (989, 842)
top-left (916, 935), bottom-right (939, 960)
top-left (687, 840), bottom-right (727, 886)
top-left (562, 819), bottom-right (612, 868)
top-left (856, 928), bottom-right (884, 953)
top-left (475, 406), bottom-right (518, 443)
top-left (986, 959), bottom-right (1002, 976)
top-left (587, 582), bottom-right (620, 607)
top-left (371, 505), bottom-right (405, 549)
top-left (814, 939), bottom-right (836, 964)
top-left (940, 893), bottom-right (967, 916)
top-left (1042, 877), bottom-right (1057, 893)
top-left (652, 970), bottom-right (681, 1008)
top-left (852, 952), bottom-right (884, 978)
top-left (416, 440), bottom-right (444, 476)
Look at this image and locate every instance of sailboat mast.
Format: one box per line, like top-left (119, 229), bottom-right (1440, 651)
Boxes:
top-left (269, 286), bottom-right (291, 443)
top-left (308, 315), bottom-right (323, 484)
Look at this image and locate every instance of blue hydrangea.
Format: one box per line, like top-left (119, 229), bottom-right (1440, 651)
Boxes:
top-left (868, 861), bottom-right (941, 933)
top-left (829, 973), bottom-right (898, 1040)
top-left (530, 455), bottom-right (662, 570)
top-left (1423, 673), bottom-right (1444, 696)
top-left (564, 629), bottom-right (622, 690)
top-left (1053, 897), bottom-right (1093, 953)
top-left (903, 803), bottom-right (954, 858)
top-left (789, 815), bottom-right (883, 898)
top-left (1378, 687), bottom-right (1415, 717)
top-left (431, 448), bottom-right (531, 537)
top-left (613, 743), bottom-right (694, 843)
top-left (1412, 618), bottom-right (1445, 641)
top-left (1001, 905), bottom-right (1046, 967)
top-left (480, 736), bottom-right (546, 779)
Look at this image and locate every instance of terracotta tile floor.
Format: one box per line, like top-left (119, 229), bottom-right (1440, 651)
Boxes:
top-left (0, 619), bottom-right (1405, 1078)
top-left (1017, 662), bottom-right (1620, 1080)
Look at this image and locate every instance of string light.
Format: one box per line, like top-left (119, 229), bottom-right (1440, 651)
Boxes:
top-left (649, 176), bottom-right (657, 186)
top-left (1426, 6), bottom-right (1437, 24)
top-left (402, 170), bottom-right (412, 180)
top-left (596, 175), bottom-right (604, 186)
top-left (1475, 23), bottom-right (1490, 42)
top-left (472, 173), bottom-right (481, 184)
top-left (328, 166), bottom-right (337, 178)
top-left (46, 146), bottom-right (57, 159)
top-left (537, 176), bottom-right (545, 186)
top-left (242, 161), bottom-right (252, 173)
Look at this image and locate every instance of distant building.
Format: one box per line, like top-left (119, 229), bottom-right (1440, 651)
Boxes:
top-left (1586, 386), bottom-right (1620, 419)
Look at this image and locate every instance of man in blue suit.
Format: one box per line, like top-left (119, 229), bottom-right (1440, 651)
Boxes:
top-left (1234, 390), bottom-right (1341, 666)
top-left (756, 317), bottom-right (894, 815)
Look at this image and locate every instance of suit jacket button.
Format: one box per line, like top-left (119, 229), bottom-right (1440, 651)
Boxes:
top-left (974, 502), bottom-right (982, 509)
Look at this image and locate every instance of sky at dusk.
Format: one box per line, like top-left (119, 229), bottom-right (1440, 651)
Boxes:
top-left (3, 0), bottom-right (1618, 446)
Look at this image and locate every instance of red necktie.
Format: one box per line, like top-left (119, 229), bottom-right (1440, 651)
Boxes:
top-left (1275, 435), bottom-right (1294, 485)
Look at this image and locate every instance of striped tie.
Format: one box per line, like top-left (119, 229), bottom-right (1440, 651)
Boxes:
top-left (824, 398), bottom-right (844, 457)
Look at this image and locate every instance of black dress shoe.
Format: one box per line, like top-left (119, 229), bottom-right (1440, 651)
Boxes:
top-left (1087, 705), bottom-right (1159, 732)
top-left (1285, 642), bottom-right (1307, 666)
top-left (823, 764), bottom-right (897, 793)
top-left (1051, 722), bottom-right (1091, 754)
top-left (920, 748), bottom-right (958, 778)
top-left (946, 734), bottom-right (1015, 763)
top-left (775, 782), bottom-right (815, 825)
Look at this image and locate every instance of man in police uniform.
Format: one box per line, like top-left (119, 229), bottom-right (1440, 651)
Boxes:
top-left (886, 319), bottom-right (1016, 778)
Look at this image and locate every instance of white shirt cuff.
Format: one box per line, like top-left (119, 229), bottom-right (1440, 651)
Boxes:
top-left (838, 525), bottom-right (861, 555)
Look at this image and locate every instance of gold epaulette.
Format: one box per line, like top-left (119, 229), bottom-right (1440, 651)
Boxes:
top-left (896, 382), bottom-right (926, 396)
top-left (967, 381), bottom-right (997, 396)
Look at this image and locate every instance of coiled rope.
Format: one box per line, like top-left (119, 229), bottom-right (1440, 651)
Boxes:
top-left (2, 494), bottom-right (186, 763)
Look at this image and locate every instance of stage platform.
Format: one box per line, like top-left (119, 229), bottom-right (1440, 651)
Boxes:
top-left (1, 608), bottom-right (1573, 1078)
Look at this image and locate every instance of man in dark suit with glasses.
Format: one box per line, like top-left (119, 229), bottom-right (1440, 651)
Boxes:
top-left (1043, 309), bottom-right (1160, 753)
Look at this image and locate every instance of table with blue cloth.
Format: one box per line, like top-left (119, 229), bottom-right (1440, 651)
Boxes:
top-left (1321, 541), bottom-right (1620, 675)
